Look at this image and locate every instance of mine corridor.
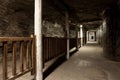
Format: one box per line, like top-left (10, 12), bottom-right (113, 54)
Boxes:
top-left (0, 0), bottom-right (120, 80)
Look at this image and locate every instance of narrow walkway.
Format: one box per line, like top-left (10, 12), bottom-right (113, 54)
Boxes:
top-left (45, 44), bottom-right (120, 80)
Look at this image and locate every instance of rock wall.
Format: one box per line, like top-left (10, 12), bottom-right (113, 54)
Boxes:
top-left (42, 21), bottom-right (77, 38)
top-left (0, 0), bottom-right (77, 38)
top-left (97, 25), bottom-right (103, 46)
top-left (42, 21), bottom-right (65, 37)
top-left (0, 0), bottom-right (34, 37)
top-left (103, 4), bottom-right (120, 61)
top-left (70, 25), bottom-right (77, 38)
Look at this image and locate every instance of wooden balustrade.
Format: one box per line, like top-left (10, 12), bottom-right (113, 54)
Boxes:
top-left (78, 38), bottom-right (81, 47)
top-left (43, 37), bottom-right (78, 64)
top-left (83, 37), bottom-right (86, 45)
top-left (1, 36), bottom-right (79, 80)
top-left (69, 38), bottom-right (77, 49)
top-left (0, 37), bottom-right (36, 80)
top-left (43, 37), bottom-right (67, 63)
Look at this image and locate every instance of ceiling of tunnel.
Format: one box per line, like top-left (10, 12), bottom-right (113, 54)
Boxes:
top-left (43, 0), bottom-right (119, 29)
top-left (0, 0), bottom-right (34, 27)
top-left (0, 0), bottom-right (118, 30)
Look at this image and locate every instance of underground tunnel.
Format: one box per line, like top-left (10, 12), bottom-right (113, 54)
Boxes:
top-left (0, 0), bottom-right (120, 80)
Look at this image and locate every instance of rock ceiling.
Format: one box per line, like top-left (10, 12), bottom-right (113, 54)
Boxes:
top-left (0, 0), bottom-right (119, 30)
top-left (43, 0), bottom-right (118, 29)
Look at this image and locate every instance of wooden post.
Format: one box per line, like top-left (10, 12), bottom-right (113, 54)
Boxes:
top-left (20, 41), bottom-right (24, 72)
top-left (80, 25), bottom-right (83, 47)
top-left (26, 41), bottom-right (30, 69)
top-left (76, 27), bottom-right (79, 50)
top-left (31, 35), bottom-right (36, 75)
top-left (34, 0), bottom-right (43, 80)
top-left (78, 28), bottom-right (80, 47)
top-left (86, 31), bottom-right (88, 43)
top-left (3, 42), bottom-right (8, 80)
top-left (12, 41), bottom-right (17, 76)
top-left (65, 12), bottom-right (70, 60)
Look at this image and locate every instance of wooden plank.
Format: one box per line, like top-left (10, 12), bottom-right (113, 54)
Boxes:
top-left (26, 41), bottom-right (30, 69)
top-left (48, 38), bottom-right (50, 60)
top-left (76, 27), bottom-right (79, 50)
top-left (34, 0), bottom-right (43, 79)
top-left (0, 37), bottom-right (33, 42)
top-left (12, 41), bottom-right (17, 76)
top-left (3, 42), bottom-right (8, 80)
top-left (52, 38), bottom-right (54, 58)
top-left (42, 37), bottom-right (45, 68)
top-left (20, 41), bottom-right (24, 72)
top-left (65, 12), bottom-right (70, 59)
top-left (31, 35), bottom-right (36, 75)
top-left (46, 38), bottom-right (48, 61)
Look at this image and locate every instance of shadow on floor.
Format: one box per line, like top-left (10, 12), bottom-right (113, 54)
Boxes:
top-left (43, 49), bottom-right (78, 79)
top-left (43, 54), bottom-right (66, 79)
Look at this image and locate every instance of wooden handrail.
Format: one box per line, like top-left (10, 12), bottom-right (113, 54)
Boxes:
top-left (1, 36), bottom-right (79, 80)
top-left (0, 37), bottom-right (33, 42)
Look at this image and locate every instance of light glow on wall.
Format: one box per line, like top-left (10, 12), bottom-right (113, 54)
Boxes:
top-left (80, 25), bottom-right (83, 28)
top-left (80, 25), bottom-right (83, 38)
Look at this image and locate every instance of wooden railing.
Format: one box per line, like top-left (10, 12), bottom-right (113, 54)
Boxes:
top-left (43, 37), bottom-right (78, 63)
top-left (78, 38), bottom-right (81, 47)
top-left (0, 37), bottom-right (36, 80)
top-left (69, 38), bottom-right (77, 49)
top-left (43, 37), bottom-right (67, 62)
top-left (83, 37), bottom-right (86, 45)
top-left (1, 36), bottom-right (79, 80)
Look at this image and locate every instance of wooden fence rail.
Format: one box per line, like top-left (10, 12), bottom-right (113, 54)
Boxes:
top-left (69, 38), bottom-right (77, 49)
top-left (78, 38), bottom-right (81, 47)
top-left (43, 37), bottom-right (67, 63)
top-left (43, 37), bottom-right (78, 63)
top-left (1, 36), bottom-right (79, 80)
top-left (0, 37), bottom-right (36, 80)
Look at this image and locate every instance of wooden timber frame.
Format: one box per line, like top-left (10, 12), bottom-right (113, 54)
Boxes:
top-left (1, 36), bottom-right (36, 80)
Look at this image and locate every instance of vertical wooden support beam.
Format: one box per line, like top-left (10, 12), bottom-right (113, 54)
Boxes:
top-left (65, 12), bottom-right (70, 60)
top-left (20, 41), bottom-right (24, 72)
top-left (86, 31), bottom-right (88, 43)
top-left (80, 25), bottom-right (83, 47)
top-left (3, 42), bottom-right (8, 80)
top-left (31, 35), bottom-right (36, 75)
top-left (26, 41), bottom-right (30, 69)
top-left (78, 29), bottom-right (80, 47)
top-left (88, 32), bottom-right (90, 41)
top-left (76, 27), bottom-right (79, 50)
top-left (42, 36), bottom-right (44, 68)
top-left (12, 41), bottom-right (17, 76)
top-left (34, 0), bottom-right (43, 79)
